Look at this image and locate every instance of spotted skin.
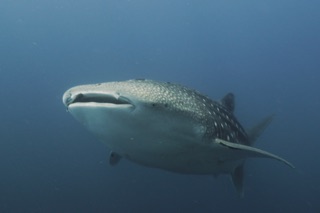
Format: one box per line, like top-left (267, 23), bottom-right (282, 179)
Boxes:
top-left (72, 79), bottom-right (248, 145)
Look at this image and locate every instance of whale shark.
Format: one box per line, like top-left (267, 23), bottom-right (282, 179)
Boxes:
top-left (62, 79), bottom-right (294, 196)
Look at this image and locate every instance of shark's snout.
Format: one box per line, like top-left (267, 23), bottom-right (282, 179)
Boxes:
top-left (62, 91), bottom-right (76, 107)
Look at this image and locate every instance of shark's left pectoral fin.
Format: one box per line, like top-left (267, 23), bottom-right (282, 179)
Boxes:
top-left (214, 139), bottom-right (295, 168)
top-left (109, 151), bottom-right (122, 166)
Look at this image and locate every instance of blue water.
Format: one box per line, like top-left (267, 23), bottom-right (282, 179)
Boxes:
top-left (1, 0), bottom-right (319, 212)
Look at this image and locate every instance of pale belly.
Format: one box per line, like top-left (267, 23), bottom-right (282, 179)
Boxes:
top-left (68, 105), bottom-right (243, 175)
top-left (98, 132), bottom-right (243, 175)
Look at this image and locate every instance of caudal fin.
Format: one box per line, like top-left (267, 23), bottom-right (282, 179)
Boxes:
top-left (214, 138), bottom-right (295, 197)
top-left (247, 114), bottom-right (274, 145)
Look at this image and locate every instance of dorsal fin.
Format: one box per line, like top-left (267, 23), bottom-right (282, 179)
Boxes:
top-left (221, 93), bottom-right (235, 112)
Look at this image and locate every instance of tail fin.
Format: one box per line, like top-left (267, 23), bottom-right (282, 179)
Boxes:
top-left (247, 114), bottom-right (274, 145)
top-left (226, 114), bottom-right (293, 197)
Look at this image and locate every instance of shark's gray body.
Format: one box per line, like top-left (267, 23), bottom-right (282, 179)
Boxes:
top-left (63, 79), bottom-right (293, 195)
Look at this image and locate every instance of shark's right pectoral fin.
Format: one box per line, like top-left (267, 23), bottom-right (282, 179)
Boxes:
top-left (214, 139), bottom-right (295, 168)
top-left (109, 151), bottom-right (122, 166)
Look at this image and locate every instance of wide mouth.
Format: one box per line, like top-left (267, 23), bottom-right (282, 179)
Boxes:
top-left (63, 92), bottom-right (133, 108)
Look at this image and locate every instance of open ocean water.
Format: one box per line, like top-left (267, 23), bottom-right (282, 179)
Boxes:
top-left (0, 0), bottom-right (319, 212)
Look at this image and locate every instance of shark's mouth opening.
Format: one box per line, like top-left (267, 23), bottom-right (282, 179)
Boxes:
top-left (65, 93), bottom-right (133, 107)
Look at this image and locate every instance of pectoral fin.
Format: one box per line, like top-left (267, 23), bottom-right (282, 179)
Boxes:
top-left (214, 138), bottom-right (294, 168)
top-left (109, 151), bottom-right (122, 166)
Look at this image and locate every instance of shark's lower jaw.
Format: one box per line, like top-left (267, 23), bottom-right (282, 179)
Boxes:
top-left (67, 102), bottom-right (135, 136)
